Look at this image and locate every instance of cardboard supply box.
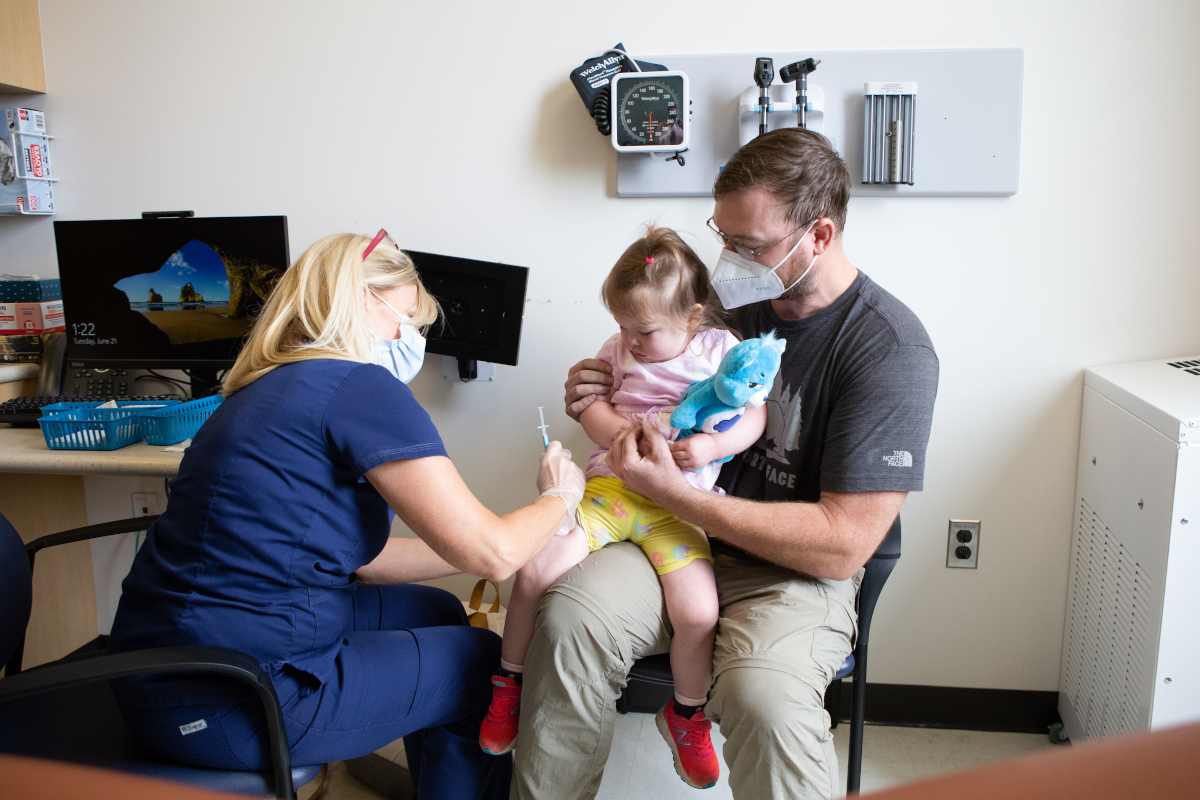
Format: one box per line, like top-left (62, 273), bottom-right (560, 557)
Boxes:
top-left (5, 108), bottom-right (46, 134)
top-left (0, 276), bottom-right (65, 335)
top-left (39, 278), bottom-right (64, 333)
top-left (2, 180), bottom-right (55, 214)
top-left (1, 107), bottom-right (55, 216)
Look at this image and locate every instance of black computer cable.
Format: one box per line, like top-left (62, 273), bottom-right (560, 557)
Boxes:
top-left (135, 372), bottom-right (189, 396)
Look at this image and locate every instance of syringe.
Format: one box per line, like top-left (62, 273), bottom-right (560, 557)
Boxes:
top-left (537, 406), bottom-right (550, 450)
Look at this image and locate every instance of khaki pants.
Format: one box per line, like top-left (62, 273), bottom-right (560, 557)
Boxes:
top-left (511, 541), bottom-right (861, 800)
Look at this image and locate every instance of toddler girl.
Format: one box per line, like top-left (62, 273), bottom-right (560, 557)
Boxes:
top-left (479, 227), bottom-right (767, 790)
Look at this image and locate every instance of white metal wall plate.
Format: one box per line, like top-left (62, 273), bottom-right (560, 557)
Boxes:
top-left (615, 48), bottom-right (1023, 198)
top-left (946, 519), bottom-right (980, 568)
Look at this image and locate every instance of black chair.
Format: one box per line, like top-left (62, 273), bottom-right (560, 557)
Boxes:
top-left (617, 516), bottom-right (901, 795)
top-left (0, 512), bottom-right (322, 799)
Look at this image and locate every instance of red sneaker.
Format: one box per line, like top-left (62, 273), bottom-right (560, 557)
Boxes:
top-left (479, 675), bottom-right (522, 755)
top-left (656, 702), bottom-right (720, 789)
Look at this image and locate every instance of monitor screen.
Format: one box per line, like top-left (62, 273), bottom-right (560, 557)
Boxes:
top-left (53, 216), bottom-right (290, 369)
top-left (406, 250), bottom-right (528, 366)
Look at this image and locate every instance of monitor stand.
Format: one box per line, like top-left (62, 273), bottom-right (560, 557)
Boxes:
top-left (456, 358), bottom-right (478, 381)
top-left (188, 368), bottom-right (222, 398)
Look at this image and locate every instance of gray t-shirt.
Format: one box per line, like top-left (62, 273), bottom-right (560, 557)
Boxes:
top-left (714, 271), bottom-right (938, 555)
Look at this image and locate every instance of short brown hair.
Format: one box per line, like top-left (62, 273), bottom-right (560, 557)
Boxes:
top-left (713, 128), bottom-right (851, 234)
top-left (602, 226), bottom-right (728, 333)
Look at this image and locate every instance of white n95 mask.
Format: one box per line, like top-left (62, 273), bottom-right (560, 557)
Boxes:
top-left (711, 221), bottom-right (817, 310)
top-left (368, 289), bottom-right (426, 383)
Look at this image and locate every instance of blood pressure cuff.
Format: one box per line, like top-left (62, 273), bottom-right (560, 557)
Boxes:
top-left (569, 43), bottom-right (667, 114)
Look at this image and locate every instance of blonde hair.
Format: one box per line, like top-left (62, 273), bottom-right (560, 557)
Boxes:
top-left (222, 233), bottom-right (439, 396)
top-left (601, 225), bottom-right (729, 333)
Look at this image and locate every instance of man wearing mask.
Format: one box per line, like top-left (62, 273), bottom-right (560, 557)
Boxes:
top-left (511, 128), bottom-right (939, 800)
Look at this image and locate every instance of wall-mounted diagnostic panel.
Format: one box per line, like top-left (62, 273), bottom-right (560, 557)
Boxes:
top-left (610, 49), bottom-right (1023, 198)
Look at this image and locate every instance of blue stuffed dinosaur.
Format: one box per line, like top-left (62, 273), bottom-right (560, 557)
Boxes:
top-left (669, 331), bottom-right (787, 464)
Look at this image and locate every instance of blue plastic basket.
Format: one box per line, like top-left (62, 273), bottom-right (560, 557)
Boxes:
top-left (37, 400), bottom-right (178, 451)
top-left (39, 399), bottom-right (180, 416)
top-left (135, 395), bottom-right (223, 445)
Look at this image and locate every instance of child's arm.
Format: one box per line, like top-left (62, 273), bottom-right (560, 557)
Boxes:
top-left (669, 404), bottom-right (767, 472)
top-left (579, 399), bottom-right (634, 449)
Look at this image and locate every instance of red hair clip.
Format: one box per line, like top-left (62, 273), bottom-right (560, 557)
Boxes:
top-left (646, 256), bottom-right (655, 263)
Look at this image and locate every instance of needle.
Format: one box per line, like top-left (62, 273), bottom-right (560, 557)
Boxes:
top-left (537, 407), bottom-right (550, 450)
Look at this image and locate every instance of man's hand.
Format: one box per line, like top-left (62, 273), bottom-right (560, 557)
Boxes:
top-left (606, 422), bottom-right (690, 502)
top-left (670, 433), bottom-right (717, 472)
top-left (564, 359), bottom-right (615, 421)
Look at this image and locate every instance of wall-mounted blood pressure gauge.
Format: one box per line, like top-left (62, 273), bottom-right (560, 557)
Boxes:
top-left (611, 71), bottom-right (689, 153)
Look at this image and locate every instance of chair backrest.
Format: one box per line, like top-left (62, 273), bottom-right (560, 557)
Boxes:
top-left (0, 514), bottom-right (33, 668)
top-left (874, 514), bottom-right (901, 559)
top-left (858, 515), bottom-right (901, 617)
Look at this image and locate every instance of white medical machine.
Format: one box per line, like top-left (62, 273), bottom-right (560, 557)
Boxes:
top-left (1058, 357), bottom-right (1200, 741)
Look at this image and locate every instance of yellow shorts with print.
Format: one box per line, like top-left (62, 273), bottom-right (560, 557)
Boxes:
top-left (576, 475), bottom-right (712, 576)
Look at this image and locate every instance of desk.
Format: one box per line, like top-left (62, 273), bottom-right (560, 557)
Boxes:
top-left (0, 428), bottom-right (184, 477)
top-left (0, 428), bottom-right (184, 668)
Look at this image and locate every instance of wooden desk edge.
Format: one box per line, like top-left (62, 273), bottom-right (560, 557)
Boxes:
top-left (0, 429), bottom-right (183, 478)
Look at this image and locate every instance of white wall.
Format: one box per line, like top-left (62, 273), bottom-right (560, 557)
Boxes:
top-left (3, 0), bottom-right (1198, 692)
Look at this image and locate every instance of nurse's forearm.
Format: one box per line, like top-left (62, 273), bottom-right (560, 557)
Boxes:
top-left (367, 456), bottom-right (570, 582)
top-left (357, 537), bottom-right (461, 584)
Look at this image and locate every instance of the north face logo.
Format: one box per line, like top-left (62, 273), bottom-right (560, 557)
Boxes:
top-left (882, 451), bottom-right (912, 467)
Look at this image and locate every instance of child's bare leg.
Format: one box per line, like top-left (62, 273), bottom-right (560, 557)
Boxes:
top-left (501, 524), bottom-right (590, 670)
top-left (659, 558), bottom-right (720, 706)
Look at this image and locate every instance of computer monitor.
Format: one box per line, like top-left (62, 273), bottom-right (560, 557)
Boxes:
top-left (406, 250), bottom-right (528, 376)
top-left (53, 216), bottom-right (290, 379)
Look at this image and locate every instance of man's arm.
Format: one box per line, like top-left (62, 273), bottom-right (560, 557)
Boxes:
top-left (564, 358), bottom-right (615, 421)
top-left (607, 423), bottom-right (904, 580)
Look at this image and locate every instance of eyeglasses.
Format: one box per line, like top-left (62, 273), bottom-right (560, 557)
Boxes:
top-left (363, 228), bottom-right (399, 260)
top-left (706, 217), bottom-right (808, 261)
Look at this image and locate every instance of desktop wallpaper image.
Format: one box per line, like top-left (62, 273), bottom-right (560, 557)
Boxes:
top-left (113, 239), bottom-right (282, 347)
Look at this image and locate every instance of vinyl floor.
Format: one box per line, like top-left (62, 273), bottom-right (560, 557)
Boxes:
top-left (298, 716), bottom-right (1055, 799)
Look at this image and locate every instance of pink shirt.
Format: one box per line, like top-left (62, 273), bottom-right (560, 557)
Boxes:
top-left (585, 327), bottom-right (741, 493)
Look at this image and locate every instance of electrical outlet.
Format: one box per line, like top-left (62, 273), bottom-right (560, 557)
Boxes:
top-left (132, 492), bottom-right (157, 518)
top-left (947, 519), bottom-right (980, 569)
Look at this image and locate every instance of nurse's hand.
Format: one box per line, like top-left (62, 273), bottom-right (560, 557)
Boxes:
top-left (607, 422), bottom-right (690, 503)
top-left (537, 442), bottom-right (586, 529)
top-left (564, 359), bottom-right (614, 421)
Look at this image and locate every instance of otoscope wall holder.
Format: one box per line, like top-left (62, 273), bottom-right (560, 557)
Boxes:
top-left (738, 83), bottom-right (824, 147)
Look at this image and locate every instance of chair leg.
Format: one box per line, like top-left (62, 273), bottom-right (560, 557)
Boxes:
top-left (846, 647), bottom-right (867, 794)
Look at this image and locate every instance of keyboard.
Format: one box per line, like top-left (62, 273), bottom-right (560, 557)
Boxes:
top-left (0, 396), bottom-right (178, 427)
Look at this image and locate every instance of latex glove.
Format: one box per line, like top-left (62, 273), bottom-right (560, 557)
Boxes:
top-left (537, 441), bottom-right (586, 533)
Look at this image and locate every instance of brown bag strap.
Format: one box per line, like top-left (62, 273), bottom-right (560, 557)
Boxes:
top-left (468, 578), bottom-right (502, 615)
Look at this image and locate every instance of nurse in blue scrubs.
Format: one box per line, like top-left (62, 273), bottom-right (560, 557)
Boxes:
top-left (107, 231), bottom-right (586, 799)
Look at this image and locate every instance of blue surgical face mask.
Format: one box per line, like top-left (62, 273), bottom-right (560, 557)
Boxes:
top-left (368, 289), bottom-right (426, 383)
